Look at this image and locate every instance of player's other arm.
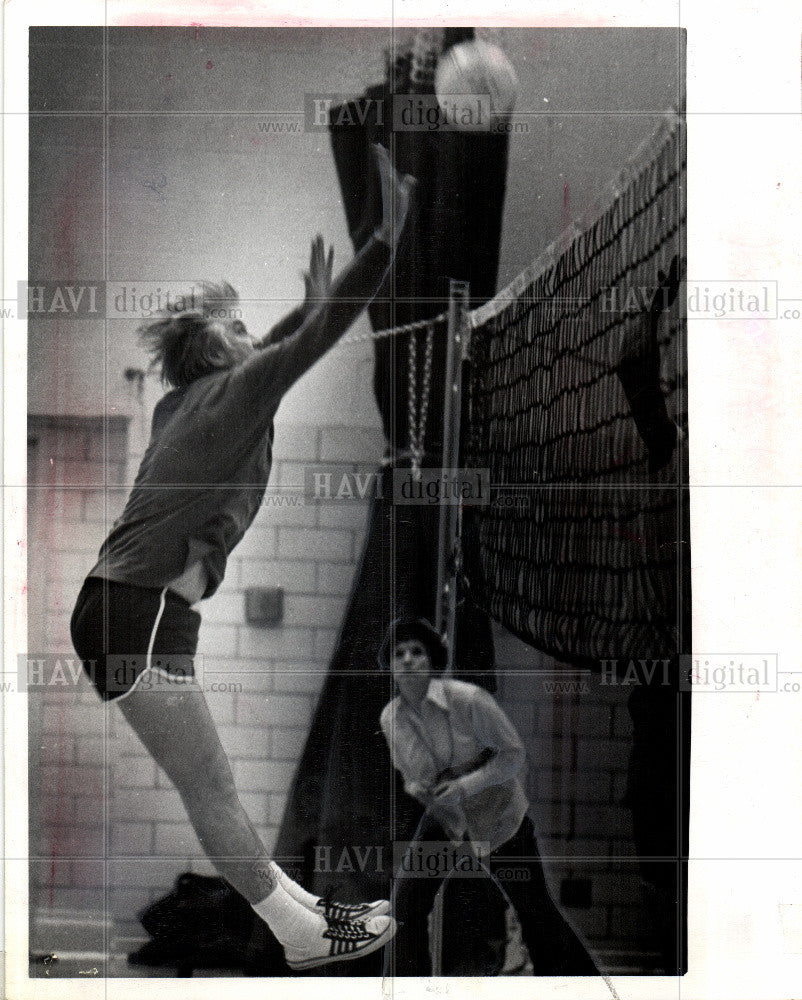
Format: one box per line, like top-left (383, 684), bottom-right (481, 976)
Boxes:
top-left (254, 236), bottom-right (335, 350)
top-left (233, 145), bottom-right (415, 407)
top-left (255, 307), bottom-right (306, 349)
top-left (646, 255), bottom-right (682, 338)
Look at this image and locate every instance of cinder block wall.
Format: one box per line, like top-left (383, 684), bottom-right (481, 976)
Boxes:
top-left (493, 630), bottom-right (658, 970)
top-left (30, 415), bottom-right (655, 968)
top-left (28, 415), bottom-right (384, 951)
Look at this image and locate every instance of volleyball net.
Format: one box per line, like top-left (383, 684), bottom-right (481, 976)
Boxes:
top-left (462, 112), bottom-right (687, 665)
top-left (336, 111), bottom-right (688, 667)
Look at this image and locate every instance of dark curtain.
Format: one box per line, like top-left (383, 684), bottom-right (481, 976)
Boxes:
top-left (270, 30), bottom-right (512, 975)
top-left (327, 40), bottom-right (510, 449)
top-left (460, 113), bottom-right (690, 973)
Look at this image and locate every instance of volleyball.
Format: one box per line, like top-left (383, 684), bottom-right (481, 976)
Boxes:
top-left (434, 40), bottom-right (519, 128)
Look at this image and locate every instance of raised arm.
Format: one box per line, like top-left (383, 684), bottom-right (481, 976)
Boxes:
top-left (613, 254), bottom-right (684, 472)
top-left (228, 146), bottom-right (415, 413)
top-left (255, 236), bottom-right (335, 349)
top-left (646, 255), bottom-right (682, 346)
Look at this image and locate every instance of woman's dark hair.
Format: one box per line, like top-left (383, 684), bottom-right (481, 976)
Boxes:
top-left (138, 280), bottom-right (241, 388)
top-left (377, 617), bottom-right (448, 672)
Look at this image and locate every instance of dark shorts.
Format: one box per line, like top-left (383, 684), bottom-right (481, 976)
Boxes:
top-left (70, 577), bottom-right (201, 701)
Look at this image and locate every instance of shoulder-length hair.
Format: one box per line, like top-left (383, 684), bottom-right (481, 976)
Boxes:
top-left (139, 280), bottom-right (241, 389)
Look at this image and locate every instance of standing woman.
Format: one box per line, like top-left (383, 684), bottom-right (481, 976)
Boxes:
top-left (379, 617), bottom-right (599, 976)
top-left (70, 146), bottom-right (415, 971)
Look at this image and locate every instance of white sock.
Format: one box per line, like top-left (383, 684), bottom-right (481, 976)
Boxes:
top-left (268, 861), bottom-right (322, 910)
top-left (251, 882), bottom-right (322, 949)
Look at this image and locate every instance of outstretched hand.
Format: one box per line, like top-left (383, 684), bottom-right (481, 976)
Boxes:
top-left (302, 234), bottom-right (334, 314)
top-left (373, 143), bottom-right (416, 249)
top-left (649, 254), bottom-right (684, 317)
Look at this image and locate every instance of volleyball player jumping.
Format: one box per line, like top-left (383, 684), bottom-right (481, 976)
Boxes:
top-left (70, 145), bottom-right (415, 970)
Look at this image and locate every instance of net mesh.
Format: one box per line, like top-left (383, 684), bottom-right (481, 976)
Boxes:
top-left (463, 112), bottom-right (688, 664)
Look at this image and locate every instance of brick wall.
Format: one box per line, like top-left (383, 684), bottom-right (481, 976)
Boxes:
top-left (28, 415), bottom-right (127, 947)
top-left (29, 413), bottom-right (657, 970)
top-left (493, 628), bottom-right (660, 970)
top-left (27, 414), bottom-right (384, 951)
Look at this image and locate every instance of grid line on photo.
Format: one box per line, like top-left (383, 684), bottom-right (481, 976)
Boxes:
top-left (24, 22), bottom-right (691, 984)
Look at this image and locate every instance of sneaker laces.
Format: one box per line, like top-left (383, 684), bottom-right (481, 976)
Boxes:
top-left (321, 913), bottom-right (380, 957)
top-left (318, 885), bottom-right (372, 922)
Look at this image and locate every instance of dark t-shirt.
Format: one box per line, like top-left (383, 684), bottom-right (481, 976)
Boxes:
top-left (88, 235), bottom-right (392, 599)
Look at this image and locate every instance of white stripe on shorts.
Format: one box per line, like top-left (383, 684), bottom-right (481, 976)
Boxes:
top-left (115, 587), bottom-right (172, 703)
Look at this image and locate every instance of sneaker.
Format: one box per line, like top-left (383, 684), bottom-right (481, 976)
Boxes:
top-left (285, 914), bottom-right (397, 971)
top-left (315, 888), bottom-right (391, 922)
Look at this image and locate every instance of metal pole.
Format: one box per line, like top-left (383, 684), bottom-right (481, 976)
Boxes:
top-left (431, 280), bottom-right (470, 978)
top-left (435, 279), bottom-right (470, 673)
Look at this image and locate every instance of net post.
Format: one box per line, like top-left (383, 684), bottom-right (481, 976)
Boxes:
top-left (435, 279), bottom-right (470, 674)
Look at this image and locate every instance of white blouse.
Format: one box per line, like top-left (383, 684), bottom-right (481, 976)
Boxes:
top-left (380, 678), bottom-right (529, 851)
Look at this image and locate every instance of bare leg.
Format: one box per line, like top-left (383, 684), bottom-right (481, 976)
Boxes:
top-left (114, 671), bottom-right (398, 969)
top-left (116, 674), bottom-right (275, 903)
